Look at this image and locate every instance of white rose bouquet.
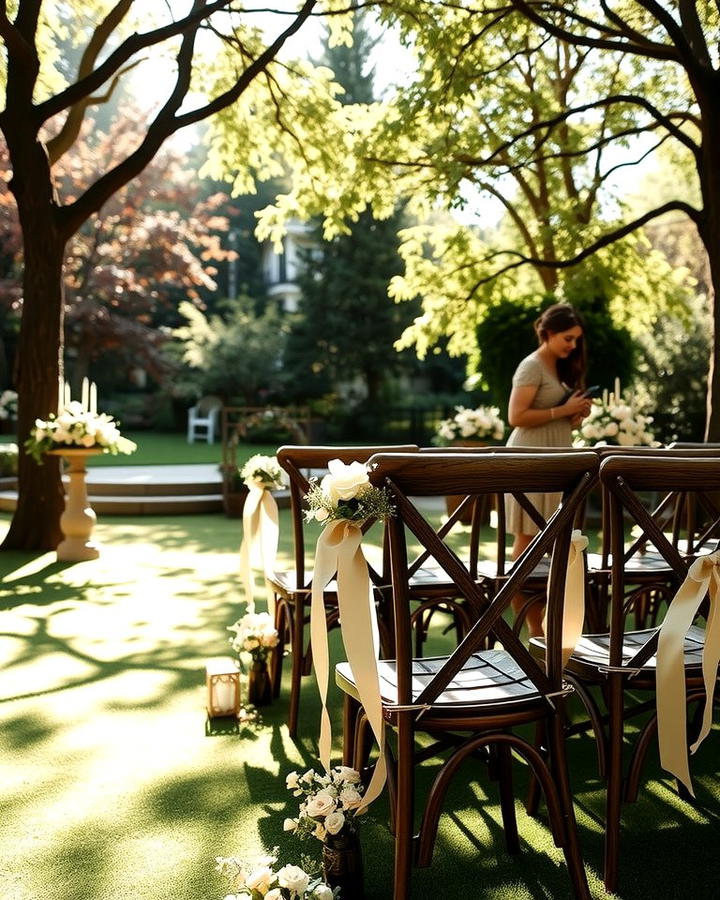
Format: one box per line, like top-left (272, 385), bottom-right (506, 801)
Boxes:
top-left (284, 767), bottom-right (366, 843)
top-left (228, 610), bottom-right (280, 665)
top-left (573, 386), bottom-right (660, 448)
top-left (433, 405), bottom-right (506, 446)
top-left (304, 459), bottom-right (393, 524)
top-left (240, 454), bottom-right (287, 490)
top-left (215, 849), bottom-right (336, 900)
top-left (25, 401), bottom-right (137, 463)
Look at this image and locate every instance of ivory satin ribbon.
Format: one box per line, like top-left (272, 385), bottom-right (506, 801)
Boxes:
top-left (239, 483), bottom-right (280, 616)
top-left (310, 518), bottom-right (386, 812)
top-left (543, 529), bottom-right (588, 670)
top-left (657, 551), bottom-right (720, 795)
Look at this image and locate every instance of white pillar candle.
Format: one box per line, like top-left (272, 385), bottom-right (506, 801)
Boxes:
top-left (58, 376), bottom-right (64, 414)
top-left (64, 381), bottom-right (71, 410)
top-left (81, 377), bottom-right (89, 412)
top-left (89, 382), bottom-right (97, 415)
top-left (212, 678), bottom-right (236, 714)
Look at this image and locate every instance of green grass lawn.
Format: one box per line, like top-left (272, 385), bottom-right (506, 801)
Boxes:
top-left (1, 507), bottom-right (719, 899)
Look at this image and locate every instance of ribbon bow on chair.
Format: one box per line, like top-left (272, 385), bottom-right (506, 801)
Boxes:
top-left (239, 482), bottom-right (280, 615)
top-left (310, 518), bottom-right (386, 812)
top-left (543, 529), bottom-right (589, 671)
top-left (656, 550), bottom-right (720, 795)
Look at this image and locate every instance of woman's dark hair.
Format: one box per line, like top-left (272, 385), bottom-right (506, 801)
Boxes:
top-left (534, 302), bottom-right (587, 388)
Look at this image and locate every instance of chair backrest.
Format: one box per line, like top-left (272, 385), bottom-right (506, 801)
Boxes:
top-left (368, 451), bottom-right (599, 700)
top-left (599, 453), bottom-right (720, 668)
top-left (196, 395), bottom-right (222, 418)
top-left (592, 446), bottom-right (720, 565)
top-left (276, 445), bottom-right (419, 587)
top-left (421, 444), bottom-right (587, 577)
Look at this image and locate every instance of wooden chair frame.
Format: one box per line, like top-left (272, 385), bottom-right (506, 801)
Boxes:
top-left (548, 453), bottom-right (720, 893)
top-left (268, 444), bottom-right (418, 737)
top-left (337, 451), bottom-right (598, 899)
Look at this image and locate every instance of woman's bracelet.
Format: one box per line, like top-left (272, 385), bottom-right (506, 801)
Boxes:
top-left (550, 407), bottom-right (556, 420)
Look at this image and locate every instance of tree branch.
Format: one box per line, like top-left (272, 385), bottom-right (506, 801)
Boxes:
top-left (46, 61), bottom-right (142, 165)
top-left (508, 0), bottom-right (683, 61)
top-left (467, 201), bottom-right (703, 295)
top-left (476, 178), bottom-right (540, 260)
top-left (464, 93), bottom-right (700, 165)
top-left (34, 0), bottom-right (235, 124)
top-left (0, 1), bottom-right (34, 64)
top-left (56, 0), bottom-right (318, 238)
top-left (45, 1), bottom-right (135, 164)
top-left (678, 0), bottom-right (713, 68)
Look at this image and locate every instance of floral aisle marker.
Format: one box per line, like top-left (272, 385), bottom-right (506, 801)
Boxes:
top-left (24, 379), bottom-right (136, 561)
top-left (238, 454), bottom-right (287, 615)
top-left (285, 767), bottom-right (366, 897)
top-left (573, 380), bottom-right (660, 448)
top-left (228, 610), bottom-right (280, 707)
top-left (215, 848), bottom-right (336, 900)
top-left (306, 459), bottom-right (394, 812)
top-left (433, 404), bottom-right (506, 446)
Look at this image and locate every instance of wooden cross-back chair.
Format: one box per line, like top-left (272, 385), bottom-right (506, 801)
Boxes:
top-left (532, 453), bottom-right (720, 894)
top-left (336, 451), bottom-right (598, 900)
top-left (421, 444), bottom-right (588, 637)
top-left (269, 444), bottom-right (418, 737)
top-left (585, 445), bottom-right (720, 633)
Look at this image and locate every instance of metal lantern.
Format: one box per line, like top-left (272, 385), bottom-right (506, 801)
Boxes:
top-left (205, 657), bottom-right (241, 717)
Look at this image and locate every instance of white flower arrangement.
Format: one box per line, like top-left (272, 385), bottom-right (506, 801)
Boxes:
top-left (304, 459), bottom-right (393, 524)
top-left (0, 389), bottom-right (18, 421)
top-left (24, 401), bottom-right (137, 463)
top-left (240, 454), bottom-right (287, 490)
top-left (215, 849), bottom-right (336, 900)
top-left (573, 385), bottom-right (660, 448)
top-left (284, 767), bottom-right (366, 843)
top-left (228, 610), bottom-right (280, 664)
top-left (433, 405), bottom-right (506, 446)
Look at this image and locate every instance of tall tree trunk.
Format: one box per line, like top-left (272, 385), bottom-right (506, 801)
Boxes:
top-left (2, 164), bottom-right (65, 550)
top-left (700, 92), bottom-right (720, 442)
top-left (704, 235), bottom-right (720, 441)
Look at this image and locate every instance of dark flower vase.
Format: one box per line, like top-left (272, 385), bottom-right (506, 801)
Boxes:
top-left (247, 659), bottom-right (273, 707)
top-left (322, 831), bottom-right (364, 899)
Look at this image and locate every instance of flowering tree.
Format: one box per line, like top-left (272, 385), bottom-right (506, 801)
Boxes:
top-left (0, 0), bottom-right (348, 549)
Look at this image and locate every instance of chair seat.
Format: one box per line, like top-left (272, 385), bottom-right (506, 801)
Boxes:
top-left (336, 649), bottom-right (545, 712)
top-left (268, 569), bottom-right (337, 597)
top-left (475, 556), bottom-right (552, 581)
top-left (530, 624), bottom-right (706, 679)
top-left (585, 550), bottom-right (673, 576)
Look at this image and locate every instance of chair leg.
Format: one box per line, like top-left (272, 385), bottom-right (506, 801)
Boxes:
top-left (287, 597), bottom-right (306, 738)
top-left (493, 743), bottom-right (520, 854)
top-left (270, 598), bottom-right (286, 698)
top-left (546, 709), bottom-right (592, 900)
top-left (342, 694), bottom-right (360, 767)
top-left (525, 720), bottom-right (545, 817)
top-left (393, 714), bottom-right (415, 900)
top-left (603, 674), bottom-right (625, 894)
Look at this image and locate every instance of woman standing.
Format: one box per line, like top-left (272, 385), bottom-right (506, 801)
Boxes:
top-left (506, 303), bottom-right (592, 636)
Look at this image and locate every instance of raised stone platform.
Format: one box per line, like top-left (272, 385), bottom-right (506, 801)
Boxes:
top-left (0, 463), bottom-right (226, 515)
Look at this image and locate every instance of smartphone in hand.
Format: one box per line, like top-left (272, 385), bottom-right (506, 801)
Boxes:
top-left (560, 385), bottom-right (600, 404)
